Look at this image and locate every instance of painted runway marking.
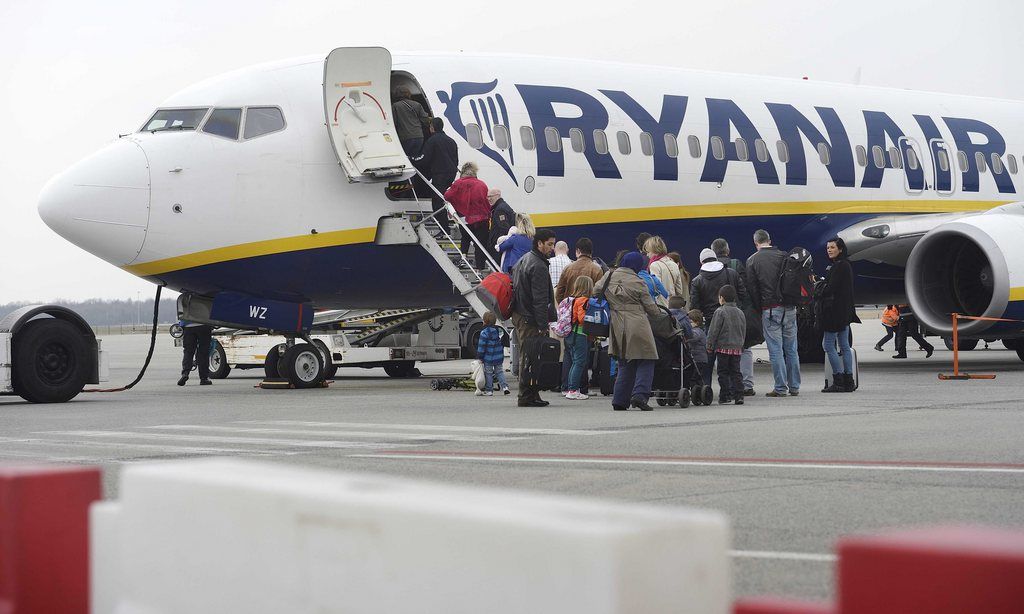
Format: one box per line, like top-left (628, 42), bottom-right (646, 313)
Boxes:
top-left (350, 451), bottom-right (1024, 474)
top-left (730, 550), bottom-right (837, 563)
top-left (38, 430), bottom-right (409, 450)
top-left (238, 420), bottom-right (612, 436)
top-left (146, 424), bottom-right (520, 442)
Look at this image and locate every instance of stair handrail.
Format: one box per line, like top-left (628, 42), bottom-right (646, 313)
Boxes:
top-left (412, 169), bottom-right (502, 275)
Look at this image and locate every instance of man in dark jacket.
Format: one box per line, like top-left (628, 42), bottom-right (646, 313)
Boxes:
top-left (746, 229), bottom-right (800, 397)
top-left (691, 247), bottom-right (747, 385)
top-left (893, 304), bottom-right (934, 359)
top-left (511, 229), bottom-right (558, 407)
top-left (415, 118), bottom-right (458, 232)
top-left (713, 238), bottom-right (756, 396)
top-left (487, 189), bottom-right (515, 258)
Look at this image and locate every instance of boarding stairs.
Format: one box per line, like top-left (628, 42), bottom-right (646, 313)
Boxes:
top-left (401, 170), bottom-right (504, 322)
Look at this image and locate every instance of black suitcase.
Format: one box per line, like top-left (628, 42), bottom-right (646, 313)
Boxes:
top-left (597, 345), bottom-right (616, 396)
top-left (522, 336), bottom-right (562, 392)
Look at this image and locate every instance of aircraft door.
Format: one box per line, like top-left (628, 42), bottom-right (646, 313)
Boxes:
top-left (927, 138), bottom-right (955, 195)
top-left (324, 47), bottom-right (414, 183)
top-left (898, 136), bottom-right (925, 195)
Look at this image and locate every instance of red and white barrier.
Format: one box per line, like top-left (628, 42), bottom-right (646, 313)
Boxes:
top-left (92, 458), bottom-right (731, 614)
top-left (0, 464), bottom-right (101, 614)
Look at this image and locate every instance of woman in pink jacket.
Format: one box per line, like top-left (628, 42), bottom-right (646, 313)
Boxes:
top-left (444, 162), bottom-right (492, 269)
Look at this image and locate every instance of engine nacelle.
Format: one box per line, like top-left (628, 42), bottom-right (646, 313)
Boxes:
top-left (905, 203), bottom-right (1024, 337)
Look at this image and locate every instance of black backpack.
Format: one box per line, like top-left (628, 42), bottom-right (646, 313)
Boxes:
top-left (779, 247), bottom-right (815, 306)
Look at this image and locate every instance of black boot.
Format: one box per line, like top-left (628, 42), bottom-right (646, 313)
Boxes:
top-left (177, 374), bottom-right (188, 386)
top-left (841, 373), bottom-right (856, 392)
top-left (822, 375), bottom-right (843, 393)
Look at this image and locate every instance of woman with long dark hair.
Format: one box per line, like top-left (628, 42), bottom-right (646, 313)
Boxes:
top-left (820, 237), bottom-right (861, 392)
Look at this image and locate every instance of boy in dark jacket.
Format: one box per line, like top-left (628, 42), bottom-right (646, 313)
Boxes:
top-left (706, 285), bottom-right (746, 405)
top-left (476, 311), bottom-right (509, 396)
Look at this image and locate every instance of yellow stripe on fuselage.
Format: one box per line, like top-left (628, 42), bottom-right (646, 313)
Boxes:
top-left (125, 226), bottom-right (377, 277)
top-left (123, 199), bottom-right (1008, 277)
top-left (1010, 287), bottom-right (1024, 302)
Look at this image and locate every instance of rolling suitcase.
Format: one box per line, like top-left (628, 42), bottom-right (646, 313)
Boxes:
top-left (521, 336), bottom-right (562, 392)
top-left (824, 347), bottom-right (859, 390)
top-left (597, 344), bottom-right (616, 396)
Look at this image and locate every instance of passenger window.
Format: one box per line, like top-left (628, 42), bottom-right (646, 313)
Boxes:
top-left (872, 145), bottom-right (885, 169)
top-left (711, 136), bottom-right (725, 161)
top-left (888, 146), bottom-right (903, 169)
top-left (1008, 154), bottom-right (1019, 174)
top-left (817, 143), bottom-right (831, 165)
top-left (776, 140), bottom-right (790, 163)
top-left (936, 149), bottom-right (950, 172)
top-left (243, 107), bottom-right (285, 139)
top-left (735, 138), bottom-right (749, 162)
top-left (905, 147), bottom-right (919, 171)
top-left (494, 124), bottom-right (511, 150)
top-left (569, 128), bottom-right (585, 153)
top-left (617, 131), bottom-right (632, 155)
top-left (755, 139), bottom-right (768, 163)
top-left (143, 107), bottom-right (209, 132)
top-left (855, 145), bottom-right (867, 167)
top-left (466, 123), bottom-right (484, 149)
top-left (639, 132), bottom-right (654, 156)
top-left (202, 108), bottom-right (242, 140)
top-left (687, 135), bottom-right (701, 158)
top-left (593, 129), bottom-right (609, 155)
top-left (957, 151), bottom-right (969, 171)
top-left (520, 126), bottom-right (536, 151)
top-left (992, 153), bottom-right (1004, 174)
top-left (976, 151), bottom-right (987, 173)
top-left (664, 134), bottom-right (679, 158)
top-left (544, 127), bottom-right (561, 153)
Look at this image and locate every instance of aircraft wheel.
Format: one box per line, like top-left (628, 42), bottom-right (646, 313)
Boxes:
top-left (313, 340), bottom-right (337, 379)
top-left (264, 343), bottom-right (285, 379)
top-left (208, 340), bottom-right (231, 379)
top-left (280, 343), bottom-right (324, 389)
top-left (12, 319), bottom-right (91, 403)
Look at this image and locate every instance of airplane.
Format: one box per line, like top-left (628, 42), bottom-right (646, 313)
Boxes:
top-left (36, 47), bottom-right (1024, 386)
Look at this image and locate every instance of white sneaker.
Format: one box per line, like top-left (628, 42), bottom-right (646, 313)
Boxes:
top-left (565, 390), bottom-right (579, 399)
top-left (474, 390), bottom-right (484, 396)
top-left (484, 391), bottom-right (493, 396)
top-left (574, 392), bottom-right (589, 400)
top-left (502, 387), bottom-right (510, 395)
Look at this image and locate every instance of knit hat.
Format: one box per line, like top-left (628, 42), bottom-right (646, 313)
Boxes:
top-left (619, 251), bottom-right (645, 273)
top-left (699, 248), bottom-right (717, 263)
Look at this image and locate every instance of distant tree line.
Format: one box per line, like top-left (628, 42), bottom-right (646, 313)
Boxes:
top-left (0, 298), bottom-right (179, 326)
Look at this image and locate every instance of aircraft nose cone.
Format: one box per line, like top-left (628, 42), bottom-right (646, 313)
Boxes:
top-left (38, 139), bottom-right (151, 266)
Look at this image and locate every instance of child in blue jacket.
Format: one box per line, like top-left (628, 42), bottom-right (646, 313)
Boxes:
top-left (476, 311), bottom-right (509, 395)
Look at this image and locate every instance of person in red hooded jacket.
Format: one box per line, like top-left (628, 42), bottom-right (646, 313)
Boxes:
top-left (444, 161), bottom-right (492, 269)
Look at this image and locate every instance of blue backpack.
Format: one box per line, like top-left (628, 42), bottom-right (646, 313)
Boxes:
top-left (583, 272), bottom-right (613, 338)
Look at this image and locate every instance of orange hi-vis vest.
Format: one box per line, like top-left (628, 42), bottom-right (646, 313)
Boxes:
top-left (882, 306), bottom-right (899, 327)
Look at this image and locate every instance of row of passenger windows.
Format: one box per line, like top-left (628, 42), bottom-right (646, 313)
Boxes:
top-left (142, 107), bottom-right (286, 141)
top-left (463, 123), bottom-right (1022, 175)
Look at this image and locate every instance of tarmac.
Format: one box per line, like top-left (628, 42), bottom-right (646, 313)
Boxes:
top-left (2, 320), bottom-right (1023, 601)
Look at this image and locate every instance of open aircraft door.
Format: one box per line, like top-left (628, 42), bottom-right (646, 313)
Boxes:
top-left (324, 47), bottom-right (414, 183)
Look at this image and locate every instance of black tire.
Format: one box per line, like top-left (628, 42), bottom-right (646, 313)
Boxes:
top-left (12, 319), bottom-right (91, 403)
top-left (1002, 338), bottom-right (1024, 351)
top-left (313, 340), bottom-right (337, 380)
top-left (383, 360), bottom-right (419, 378)
top-left (943, 337), bottom-right (979, 351)
top-left (264, 343), bottom-right (285, 379)
top-left (702, 385), bottom-right (715, 406)
top-left (656, 398), bottom-right (668, 406)
top-left (280, 343), bottom-right (324, 389)
top-left (1017, 348), bottom-right (1024, 363)
top-left (690, 384), bottom-right (703, 406)
top-left (679, 388), bottom-right (690, 408)
top-left (208, 339), bottom-right (231, 379)
top-left (463, 322), bottom-right (484, 359)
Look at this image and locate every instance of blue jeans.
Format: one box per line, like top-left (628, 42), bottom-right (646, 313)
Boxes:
top-left (483, 362), bottom-right (507, 391)
top-left (612, 359), bottom-right (655, 407)
top-left (762, 307), bottom-right (801, 393)
top-left (566, 332), bottom-right (590, 391)
top-left (823, 327), bottom-right (854, 375)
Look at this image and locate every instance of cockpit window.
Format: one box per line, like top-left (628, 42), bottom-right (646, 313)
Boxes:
top-left (243, 107), bottom-right (286, 139)
top-left (142, 108), bottom-right (209, 132)
top-left (202, 108), bottom-right (243, 140)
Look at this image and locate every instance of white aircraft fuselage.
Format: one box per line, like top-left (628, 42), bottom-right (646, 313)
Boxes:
top-left (38, 49), bottom-right (1024, 337)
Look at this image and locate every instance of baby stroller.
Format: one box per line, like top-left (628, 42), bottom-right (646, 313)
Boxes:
top-left (650, 307), bottom-right (714, 407)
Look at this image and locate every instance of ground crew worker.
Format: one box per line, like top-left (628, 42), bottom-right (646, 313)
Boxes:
top-left (178, 321), bottom-right (214, 386)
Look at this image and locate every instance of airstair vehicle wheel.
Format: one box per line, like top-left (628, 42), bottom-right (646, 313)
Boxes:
top-left (313, 340), bottom-right (337, 379)
top-left (383, 360), bottom-right (419, 378)
top-left (12, 319), bottom-right (91, 403)
top-left (208, 340), bottom-right (231, 379)
top-left (281, 343), bottom-right (324, 389)
top-left (264, 343), bottom-right (286, 379)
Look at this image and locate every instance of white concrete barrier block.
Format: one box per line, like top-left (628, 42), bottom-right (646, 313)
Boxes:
top-left (89, 501), bottom-right (122, 614)
top-left (99, 458), bottom-right (730, 614)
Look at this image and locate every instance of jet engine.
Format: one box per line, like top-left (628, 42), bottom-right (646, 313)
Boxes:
top-left (905, 203), bottom-right (1024, 337)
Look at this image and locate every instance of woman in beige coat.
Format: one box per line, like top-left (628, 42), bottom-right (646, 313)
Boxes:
top-left (597, 251), bottom-right (662, 411)
top-left (645, 236), bottom-right (683, 308)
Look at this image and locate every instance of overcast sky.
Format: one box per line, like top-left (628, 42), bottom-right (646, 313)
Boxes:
top-left (2, 0), bottom-right (1022, 302)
